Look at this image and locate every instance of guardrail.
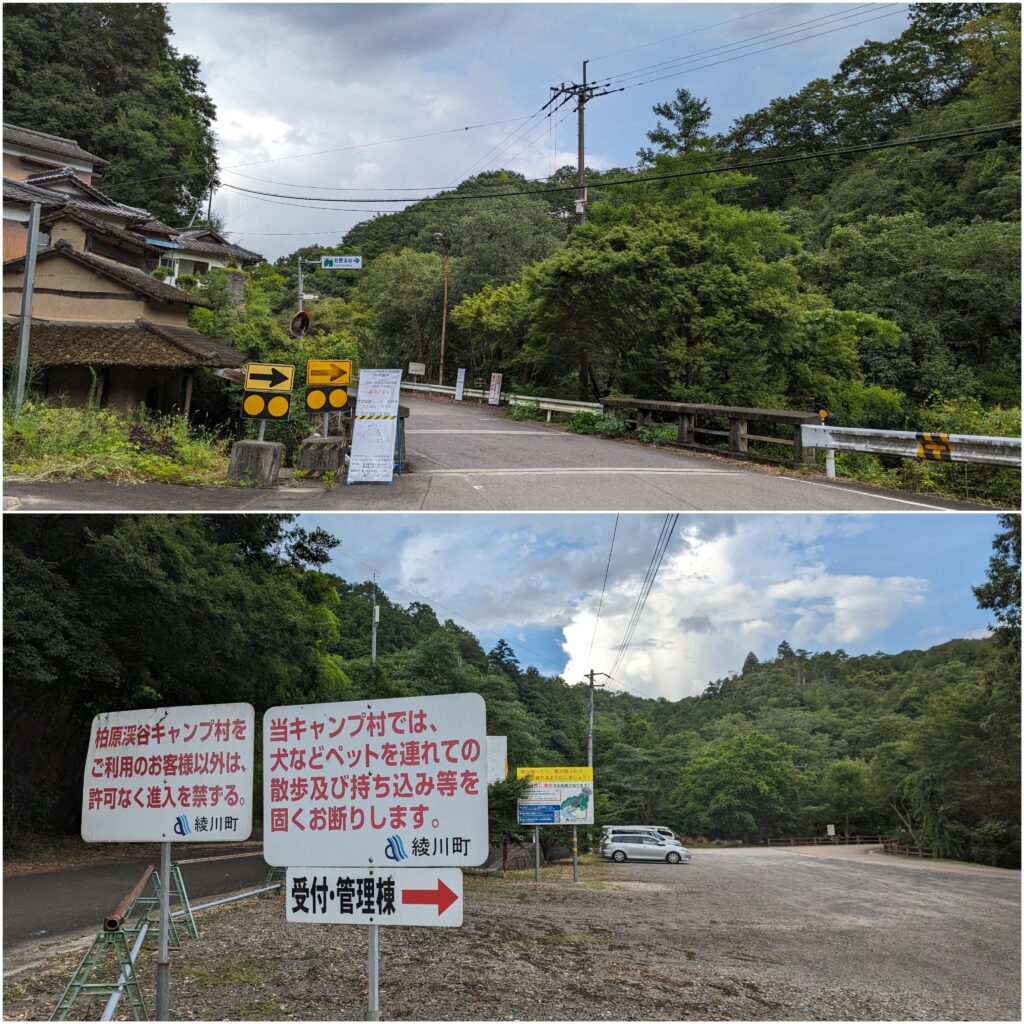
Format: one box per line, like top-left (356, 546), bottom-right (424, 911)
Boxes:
top-left (766, 835), bottom-right (882, 847)
top-left (602, 397), bottom-right (818, 464)
top-left (399, 380), bottom-right (603, 418)
top-left (800, 424), bottom-right (1022, 477)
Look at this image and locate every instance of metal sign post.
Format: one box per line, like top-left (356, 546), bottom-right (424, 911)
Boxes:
top-left (572, 826), bottom-right (579, 883)
top-left (156, 841), bottom-right (171, 1020)
top-left (367, 925), bottom-right (380, 1021)
top-left (534, 826), bottom-right (540, 882)
top-left (268, 696), bottom-right (486, 1021)
top-left (13, 201), bottom-right (42, 418)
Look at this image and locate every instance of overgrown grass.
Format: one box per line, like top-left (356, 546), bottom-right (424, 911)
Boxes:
top-left (568, 411), bottom-right (627, 438)
top-left (4, 399), bottom-right (230, 484)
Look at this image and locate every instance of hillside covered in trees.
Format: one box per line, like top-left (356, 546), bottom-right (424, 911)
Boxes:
top-left (4, 514), bottom-right (1019, 867)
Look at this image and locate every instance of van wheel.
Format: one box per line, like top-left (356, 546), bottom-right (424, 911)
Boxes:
top-left (612, 850), bottom-right (627, 862)
top-left (666, 851), bottom-right (681, 864)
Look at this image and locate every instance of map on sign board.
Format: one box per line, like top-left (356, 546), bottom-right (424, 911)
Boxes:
top-left (487, 373), bottom-right (502, 405)
top-left (82, 703), bottom-right (255, 842)
top-left (263, 693), bottom-right (489, 867)
top-left (286, 866), bottom-right (463, 927)
top-left (516, 766), bottom-right (594, 825)
top-left (347, 368), bottom-right (403, 484)
top-left (455, 368), bottom-right (466, 402)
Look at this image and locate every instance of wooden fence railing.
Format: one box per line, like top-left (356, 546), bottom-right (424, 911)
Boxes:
top-left (601, 397), bottom-right (819, 464)
top-left (766, 835), bottom-right (883, 847)
top-left (881, 841), bottom-right (935, 858)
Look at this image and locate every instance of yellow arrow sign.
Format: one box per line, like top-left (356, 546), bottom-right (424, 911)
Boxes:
top-left (244, 363), bottom-right (295, 392)
top-left (306, 359), bottom-right (352, 385)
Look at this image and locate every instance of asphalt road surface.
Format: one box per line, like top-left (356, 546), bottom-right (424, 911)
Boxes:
top-left (3, 397), bottom-right (989, 512)
top-left (3, 845), bottom-right (269, 953)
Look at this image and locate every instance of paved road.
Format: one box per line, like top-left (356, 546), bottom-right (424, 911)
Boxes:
top-left (3, 845), bottom-right (269, 952)
top-left (3, 397), bottom-right (988, 512)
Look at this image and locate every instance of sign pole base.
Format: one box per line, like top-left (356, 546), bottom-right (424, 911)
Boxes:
top-left (257, 420), bottom-right (267, 443)
top-left (366, 923), bottom-right (380, 1021)
top-left (155, 840), bottom-right (171, 1020)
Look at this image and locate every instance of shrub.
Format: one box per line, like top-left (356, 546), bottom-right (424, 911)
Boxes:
top-left (569, 411), bottom-right (627, 438)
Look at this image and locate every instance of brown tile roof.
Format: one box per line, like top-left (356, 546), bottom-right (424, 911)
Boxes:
top-left (40, 207), bottom-right (161, 253)
top-left (3, 176), bottom-right (150, 220)
top-left (2, 317), bottom-right (245, 368)
top-left (3, 124), bottom-right (109, 166)
top-left (4, 240), bottom-right (213, 307)
top-left (172, 233), bottom-right (264, 263)
top-left (129, 218), bottom-right (179, 237)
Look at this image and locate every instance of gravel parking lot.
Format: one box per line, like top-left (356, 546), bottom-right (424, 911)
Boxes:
top-left (4, 847), bottom-right (1019, 1020)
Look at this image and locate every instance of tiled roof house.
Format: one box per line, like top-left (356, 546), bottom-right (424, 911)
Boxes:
top-left (3, 123), bottom-right (257, 412)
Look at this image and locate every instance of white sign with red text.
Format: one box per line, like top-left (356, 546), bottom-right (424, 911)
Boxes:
top-left (263, 693), bottom-right (488, 867)
top-left (286, 866), bottom-right (463, 927)
top-left (81, 703), bottom-right (255, 842)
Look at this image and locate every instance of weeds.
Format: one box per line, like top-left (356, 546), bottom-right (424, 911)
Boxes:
top-left (4, 399), bottom-right (230, 485)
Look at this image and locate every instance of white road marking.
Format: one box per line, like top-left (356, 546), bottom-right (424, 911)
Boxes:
top-left (406, 429), bottom-right (554, 435)
top-left (777, 475), bottom-right (955, 510)
top-left (420, 467), bottom-right (731, 477)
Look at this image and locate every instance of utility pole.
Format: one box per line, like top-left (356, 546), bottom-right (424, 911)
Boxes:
top-left (585, 670), bottom-right (611, 768)
top-left (546, 62), bottom-right (622, 225)
top-left (371, 576), bottom-right (379, 665)
top-left (13, 202), bottom-right (41, 418)
top-left (297, 255), bottom-right (304, 313)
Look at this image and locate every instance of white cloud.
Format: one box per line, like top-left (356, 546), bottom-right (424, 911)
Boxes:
top-left (560, 518), bottom-right (930, 700)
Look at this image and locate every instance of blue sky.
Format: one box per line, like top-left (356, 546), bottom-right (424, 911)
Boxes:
top-left (165, 3), bottom-right (913, 259)
top-left (301, 513), bottom-right (1002, 700)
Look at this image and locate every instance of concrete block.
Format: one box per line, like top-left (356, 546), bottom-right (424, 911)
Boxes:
top-left (297, 435), bottom-right (348, 478)
top-left (227, 440), bottom-right (284, 487)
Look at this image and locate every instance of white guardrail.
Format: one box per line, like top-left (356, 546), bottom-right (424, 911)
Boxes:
top-left (800, 423), bottom-right (1022, 477)
top-left (399, 380), bottom-right (603, 419)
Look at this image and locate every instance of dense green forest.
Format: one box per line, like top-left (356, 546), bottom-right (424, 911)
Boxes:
top-left (5, 514), bottom-right (1019, 867)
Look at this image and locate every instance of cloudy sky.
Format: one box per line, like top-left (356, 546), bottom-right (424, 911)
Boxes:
top-left (165, 2), bottom-right (912, 259)
top-left (300, 513), bottom-right (1000, 700)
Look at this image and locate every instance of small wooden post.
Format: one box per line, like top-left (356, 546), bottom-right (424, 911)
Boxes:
top-left (677, 413), bottom-right (694, 444)
top-left (729, 417), bottom-right (748, 453)
top-left (183, 371), bottom-right (194, 418)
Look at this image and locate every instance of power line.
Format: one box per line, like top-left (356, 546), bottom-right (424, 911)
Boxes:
top-left (586, 515), bottom-right (620, 669)
top-left (587, 3), bottom-right (790, 63)
top-left (614, 6), bottom-right (909, 94)
top-left (609, 515), bottom-right (678, 682)
top-left (105, 114), bottom-right (538, 191)
top-left (218, 122), bottom-right (1021, 205)
top-left (597, 3), bottom-right (887, 87)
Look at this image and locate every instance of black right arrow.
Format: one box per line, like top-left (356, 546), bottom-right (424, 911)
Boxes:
top-left (249, 367), bottom-right (289, 389)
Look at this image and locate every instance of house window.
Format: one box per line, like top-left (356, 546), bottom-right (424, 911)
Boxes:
top-left (159, 256), bottom-right (177, 269)
top-left (192, 261), bottom-right (209, 276)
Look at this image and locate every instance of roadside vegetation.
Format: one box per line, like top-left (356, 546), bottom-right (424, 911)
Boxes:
top-left (4, 514), bottom-right (1019, 867)
top-left (3, 398), bottom-right (230, 485)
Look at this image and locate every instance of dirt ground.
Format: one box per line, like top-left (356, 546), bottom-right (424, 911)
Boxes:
top-left (4, 848), bottom-right (1019, 1021)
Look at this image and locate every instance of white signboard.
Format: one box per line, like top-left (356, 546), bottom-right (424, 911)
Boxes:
top-left (264, 693), bottom-right (488, 867)
top-left (408, 362), bottom-right (426, 377)
top-left (347, 368), bottom-right (403, 484)
top-left (516, 767), bottom-right (594, 825)
top-left (454, 368), bottom-right (466, 402)
top-left (82, 703), bottom-right (255, 842)
top-left (286, 867), bottom-right (463, 927)
top-left (487, 373), bottom-right (502, 406)
top-left (827, 824), bottom-right (836, 837)
top-left (302, 293), bottom-right (320, 302)
top-left (486, 735), bottom-right (508, 784)
top-left (321, 255), bottom-right (363, 270)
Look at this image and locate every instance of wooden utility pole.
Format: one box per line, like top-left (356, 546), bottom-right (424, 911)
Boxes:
top-left (546, 62), bottom-right (622, 225)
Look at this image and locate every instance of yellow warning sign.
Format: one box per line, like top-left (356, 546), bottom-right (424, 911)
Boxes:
top-left (305, 385), bottom-right (348, 412)
top-left (241, 391), bottom-right (291, 420)
top-left (916, 432), bottom-right (954, 462)
top-left (306, 359), bottom-right (352, 386)
top-left (244, 363), bottom-right (295, 392)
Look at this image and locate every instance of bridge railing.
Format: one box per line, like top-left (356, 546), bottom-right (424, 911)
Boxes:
top-left (800, 423), bottom-right (1022, 476)
top-left (399, 380), bottom-right (603, 417)
top-left (601, 397), bottom-right (819, 464)
top-left (766, 835), bottom-right (883, 847)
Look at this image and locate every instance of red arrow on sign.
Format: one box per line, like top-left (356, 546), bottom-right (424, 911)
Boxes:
top-left (401, 880), bottom-right (459, 915)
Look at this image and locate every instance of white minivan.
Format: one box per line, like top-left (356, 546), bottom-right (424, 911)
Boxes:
top-left (603, 825), bottom-right (683, 847)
